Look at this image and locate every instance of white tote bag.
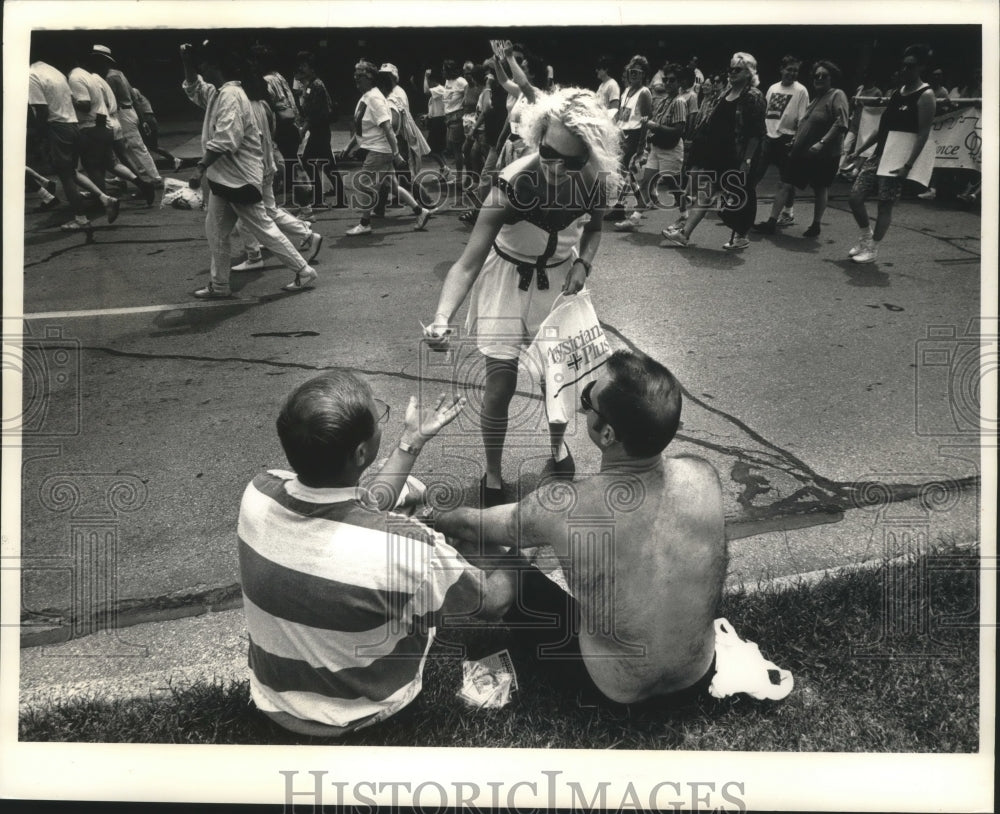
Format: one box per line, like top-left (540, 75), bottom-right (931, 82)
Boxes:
top-left (525, 290), bottom-right (612, 425)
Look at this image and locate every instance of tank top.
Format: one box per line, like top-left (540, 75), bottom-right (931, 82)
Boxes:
top-left (876, 84), bottom-right (933, 155)
top-left (617, 85), bottom-right (646, 130)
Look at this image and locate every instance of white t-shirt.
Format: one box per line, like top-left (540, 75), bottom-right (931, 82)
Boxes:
top-left (29, 61), bottom-right (78, 124)
top-left (597, 77), bottom-right (621, 109)
top-left (356, 87), bottom-right (392, 152)
top-left (764, 80), bottom-right (810, 138)
top-left (67, 67), bottom-right (109, 128)
top-left (429, 77), bottom-right (468, 116)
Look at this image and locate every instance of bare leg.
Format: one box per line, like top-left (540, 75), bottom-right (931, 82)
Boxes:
top-left (813, 186), bottom-right (829, 224)
top-left (481, 357), bottom-right (519, 489)
top-left (873, 200), bottom-right (893, 242)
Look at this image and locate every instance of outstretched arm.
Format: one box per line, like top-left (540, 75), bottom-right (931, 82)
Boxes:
top-left (423, 185), bottom-right (509, 342)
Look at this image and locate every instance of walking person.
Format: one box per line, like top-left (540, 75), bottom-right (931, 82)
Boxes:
top-left (661, 51), bottom-right (765, 252)
top-left (294, 51), bottom-right (345, 209)
top-left (181, 40), bottom-right (317, 298)
top-left (752, 55), bottom-right (809, 233)
top-left (28, 54), bottom-right (91, 231)
top-left (87, 45), bottom-right (162, 188)
top-left (606, 55), bottom-right (653, 221)
top-left (66, 57), bottom-right (121, 223)
top-left (342, 60), bottom-right (434, 236)
top-left (423, 87), bottom-right (622, 506)
top-left (252, 44), bottom-right (301, 202)
top-left (615, 64), bottom-right (688, 231)
top-left (843, 44), bottom-right (936, 264)
top-left (757, 60), bottom-right (849, 238)
top-left (232, 69), bottom-right (324, 274)
top-left (130, 85), bottom-right (181, 170)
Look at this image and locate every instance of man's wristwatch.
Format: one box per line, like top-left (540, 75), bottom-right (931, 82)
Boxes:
top-left (397, 439), bottom-right (422, 455)
top-left (572, 257), bottom-right (592, 276)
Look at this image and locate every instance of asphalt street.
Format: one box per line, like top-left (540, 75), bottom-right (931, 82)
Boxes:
top-left (14, 121), bottom-right (985, 643)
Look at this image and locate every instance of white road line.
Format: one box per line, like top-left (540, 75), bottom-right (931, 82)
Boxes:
top-left (20, 299), bottom-right (259, 320)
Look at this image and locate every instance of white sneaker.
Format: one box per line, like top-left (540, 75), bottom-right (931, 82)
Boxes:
top-left (776, 212), bottom-right (795, 227)
top-left (413, 208), bottom-right (432, 231)
top-left (852, 244), bottom-right (879, 264)
top-left (232, 256), bottom-right (264, 271)
top-left (917, 187), bottom-right (937, 201)
top-left (299, 232), bottom-right (323, 262)
top-left (723, 235), bottom-right (750, 251)
top-left (848, 235), bottom-right (873, 258)
top-left (283, 266), bottom-right (318, 291)
top-left (614, 218), bottom-right (637, 232)
top-left (346, 223), bottom-right (372, 236)
top-left (660, 229), bottom-right (689, 248)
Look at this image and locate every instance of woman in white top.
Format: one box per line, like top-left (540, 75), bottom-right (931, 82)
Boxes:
top-left (607, 55), bottom-right (653, 218)
top-left (342, 60), bottom-right (433, 236)
top-left (423, 87), bottom-right (622, 507)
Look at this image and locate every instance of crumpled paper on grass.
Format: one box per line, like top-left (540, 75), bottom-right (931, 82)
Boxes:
top-left (457, 650), bottom-right (519, 709)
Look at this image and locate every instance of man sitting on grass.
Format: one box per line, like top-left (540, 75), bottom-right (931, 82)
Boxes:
top-left (237, 371), bottom-right (516, 736)
top-left (434, 350), bottom-right (729, 706)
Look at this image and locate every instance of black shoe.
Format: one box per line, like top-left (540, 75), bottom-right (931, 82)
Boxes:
top-left (752, 219), bottom-right (776, 235)
top-left (480, 475), bottom-right (507, 509)
top-left (33, 197), bottom-right (61, 212)
top-left (458, 208), bottom-right (478, 225)
top-left (136, 180), bottom-right (155, 206)
top-left (803, 223), bottom-right (821, 238)
top-left (541, 451), bottom-right (576, 482)
top-left (603, 205), bottom-right (627, 221)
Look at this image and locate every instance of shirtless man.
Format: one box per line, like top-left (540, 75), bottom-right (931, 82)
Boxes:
top-left (433, 350), bottom-right (726, 705)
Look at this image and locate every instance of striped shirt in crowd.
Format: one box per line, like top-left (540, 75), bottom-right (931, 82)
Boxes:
top-left (237, 470), bottom-right (484, 735)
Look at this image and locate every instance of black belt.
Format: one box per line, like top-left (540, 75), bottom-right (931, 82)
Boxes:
top-left (492, 242), bottom-right (567, 291)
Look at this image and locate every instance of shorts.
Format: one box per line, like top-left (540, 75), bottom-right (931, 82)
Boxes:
top-left (760, 134), bottom-right (794, 171)
top-left (46, 121), bottom-right (81, 172)
top-left (78, 124), bottom-right (114, 179)
top-left (643, 143), bottom-right (684, 176)
top-left (465, 248), bottom-right (576, 360)
top-left (427, 116), bottom-right (446, 153)
top-left (503, 562), bottom-right (717, 711)
top-left (782, 149), bottom-right (840, 190)
top-left (355, 150), bottom-right (396, 212)
top-left (851, 154), bottom-right (903, 202)
top-left (445, 112), bottom-right (465, 151)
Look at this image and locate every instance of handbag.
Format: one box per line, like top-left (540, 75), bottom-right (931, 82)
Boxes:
top-left (525, 289), bottom-right (612, 424)
top-left (208, 179), bottom-right (263, 205)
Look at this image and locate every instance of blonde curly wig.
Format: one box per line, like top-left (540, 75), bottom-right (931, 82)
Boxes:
top-left (521, 86), bottom-right (624, 200)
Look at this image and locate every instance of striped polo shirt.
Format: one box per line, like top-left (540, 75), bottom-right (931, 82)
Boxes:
top-left (237, 470), bottom-right (483, 734)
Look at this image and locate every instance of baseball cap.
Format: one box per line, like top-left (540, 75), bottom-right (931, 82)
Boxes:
top-left (378, 63), bottom-right (398, 80)
top-left (91, 44), bottom-right (117, 64)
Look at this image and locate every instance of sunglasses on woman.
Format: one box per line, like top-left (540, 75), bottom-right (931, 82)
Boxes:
top-left (539, 142), bottom-right (589, 171)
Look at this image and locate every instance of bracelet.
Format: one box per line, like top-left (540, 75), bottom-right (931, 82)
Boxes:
top-left (572, 257), bottom-right (592, 276)
top-left (397, 439), bottom-right (422, 455)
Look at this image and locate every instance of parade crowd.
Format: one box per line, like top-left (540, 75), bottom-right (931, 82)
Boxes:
top-left (25, 35), bottom-right (980, 737)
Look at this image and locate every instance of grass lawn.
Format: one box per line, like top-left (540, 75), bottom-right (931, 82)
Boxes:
top-left (19, 549), bottom-right (981, 750)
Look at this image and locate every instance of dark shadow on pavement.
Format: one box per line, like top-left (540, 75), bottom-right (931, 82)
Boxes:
top-left (148, 300), bottom-right (260, 337)
top-left (661, 246), bottom-right (747, 270)
top-left (826, 258), bottom-right (891, 287)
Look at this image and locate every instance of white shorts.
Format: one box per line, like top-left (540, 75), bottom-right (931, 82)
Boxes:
top-left (643, 144), bottom-right (684, 177)
top-left (465, 249), bottom-right (577, 360)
